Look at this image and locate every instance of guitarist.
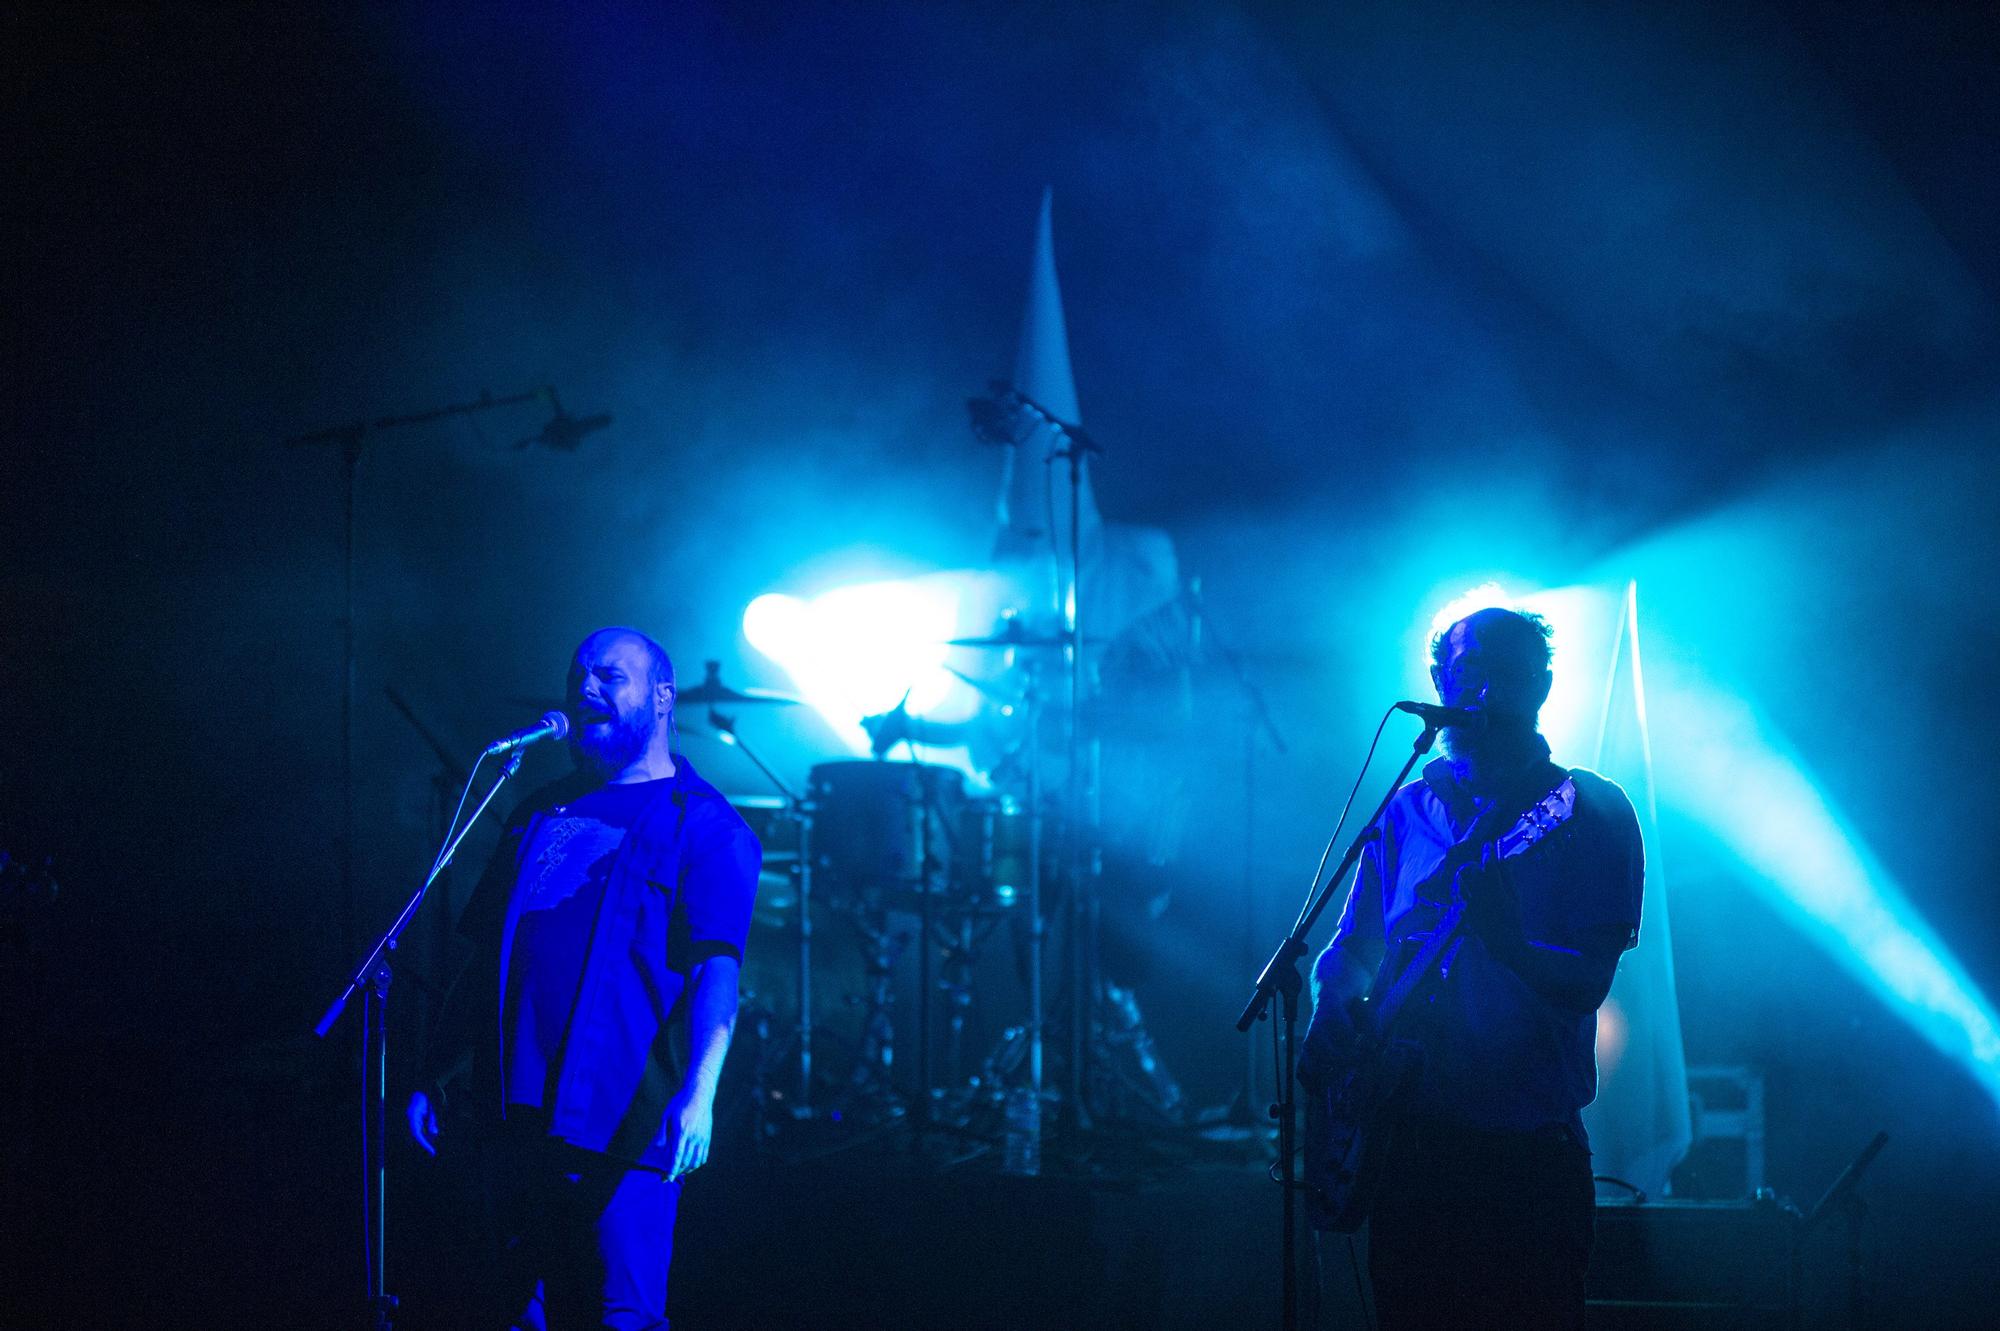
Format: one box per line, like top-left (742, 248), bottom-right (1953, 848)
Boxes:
top-left (1302, 607), bottom-right (1644, 1329)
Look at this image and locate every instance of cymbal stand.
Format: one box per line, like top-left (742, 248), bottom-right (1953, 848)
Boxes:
top-left (1185, 581), bottom-right (1291, 1126)
top-left (943, 660), bottom-right (1049, 1128)
top-left (708, 707), bottom-right (816, 1116)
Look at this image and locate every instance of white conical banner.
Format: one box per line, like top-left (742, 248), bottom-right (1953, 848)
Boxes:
top-left (1013, 186), bottom-right (1082, 424)
top-left (1581, 582), bottom-right (1694, 1197)
top-left (999, 187), bottom-right (1101, 596)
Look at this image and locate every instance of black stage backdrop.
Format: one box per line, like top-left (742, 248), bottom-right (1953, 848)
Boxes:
top-left (7, 2), bottom-right (2000, 1325)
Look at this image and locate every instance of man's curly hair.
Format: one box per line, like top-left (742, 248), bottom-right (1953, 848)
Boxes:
top-left (1430, 606), bottom-right (1554, 672)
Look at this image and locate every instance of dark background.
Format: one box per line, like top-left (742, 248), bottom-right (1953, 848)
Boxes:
top-left (7, 2), bottom-right (1999, 1325)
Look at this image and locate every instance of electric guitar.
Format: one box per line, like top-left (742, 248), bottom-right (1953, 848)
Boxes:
top-left (1301, 776), bottom-right (1578, 1233)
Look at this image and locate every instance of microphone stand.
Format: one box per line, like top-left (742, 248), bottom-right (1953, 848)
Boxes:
top-left (1234, 722), bottom-right (1441, 1331)
top-left (312, 747), bottom-right (528, 1331)
top-left (1802, 1130), bottom-right (1889, 1331)
top-left (1012, 388), bottom-right (1103, 1141)
top-left (284, 386), bottom-right (557, 968)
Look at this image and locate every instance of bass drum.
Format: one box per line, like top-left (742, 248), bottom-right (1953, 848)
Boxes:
top-left (807, 760), bottom-right (966, 910)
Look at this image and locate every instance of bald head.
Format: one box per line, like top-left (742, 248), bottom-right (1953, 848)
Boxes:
top-left (567, 627), bottom-right (678, 782)
top-left (576, 626), bottom-right (674, 692)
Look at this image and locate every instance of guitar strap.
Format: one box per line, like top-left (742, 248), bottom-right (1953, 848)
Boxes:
top-left (1359, 764), bottom-right (1570, 1032)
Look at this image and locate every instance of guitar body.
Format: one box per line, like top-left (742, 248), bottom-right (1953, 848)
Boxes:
top-left (1299, 776), bottom-right (1579, 1234)
top-left (1304, 1034), bottom-right (1422, 1233)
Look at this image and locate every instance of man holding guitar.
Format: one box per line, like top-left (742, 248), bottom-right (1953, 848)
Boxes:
top-left (1301, 607), bottom-right (1643, 1329)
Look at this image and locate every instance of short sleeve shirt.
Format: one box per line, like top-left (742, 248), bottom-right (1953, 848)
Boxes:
top-left (505, 778), bottom-right (663, 1109)
top-left (1326, 748), bottom-right (1644, 1137)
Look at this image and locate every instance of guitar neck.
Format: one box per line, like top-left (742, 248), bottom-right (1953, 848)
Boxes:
top-left (1354, 776), bottom-right (1578, 1042)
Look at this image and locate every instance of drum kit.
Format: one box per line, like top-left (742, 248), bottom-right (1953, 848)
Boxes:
top-left (682, 654), bottom-right (1075, 1159)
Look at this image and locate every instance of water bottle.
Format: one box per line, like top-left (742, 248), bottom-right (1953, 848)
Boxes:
top-left (1002, 1085), bottom-right (1041, 1176)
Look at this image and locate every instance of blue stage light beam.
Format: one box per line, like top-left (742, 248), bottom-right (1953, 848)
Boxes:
top-left (1657, 674), bottom-right (2000, 1110)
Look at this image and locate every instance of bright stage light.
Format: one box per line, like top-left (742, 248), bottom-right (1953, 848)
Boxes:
top-left (743, 573), bottom-right (986, 764)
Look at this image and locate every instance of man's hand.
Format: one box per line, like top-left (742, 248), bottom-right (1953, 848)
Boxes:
top-left (654, 1086), bottom-right (715, 1181)
top-left (1298, 998), bottom-right (1361, 1093)
top-left (1455, 842), bottom-right (1525, 947)
top-left (406, 1089), bottom-right (441, 1157)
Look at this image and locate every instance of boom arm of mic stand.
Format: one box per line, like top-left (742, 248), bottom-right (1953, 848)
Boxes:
top-left (1236, 726), bottom-right (1437, 1032)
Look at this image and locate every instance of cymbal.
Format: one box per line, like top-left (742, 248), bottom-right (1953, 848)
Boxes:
top-left (684, 659), bottom-right (799, 706)
top-left (947, 622), bottom-right (1107, 650)
top-left (515, 659), bottom-right (798, 712)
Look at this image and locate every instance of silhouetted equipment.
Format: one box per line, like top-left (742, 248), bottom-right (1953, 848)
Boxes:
top-left (1586, 1198), bottom-right (1801, 1329)
top-left (678, 659), bottom-right (801, 708)
top-left (516, 386), bottom-right (613, 450)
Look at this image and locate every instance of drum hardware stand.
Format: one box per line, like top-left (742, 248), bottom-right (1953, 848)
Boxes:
top-left (945, 656), bottom-right (1051, 1144)
top-left (932, 907), bottom-right (1007, 1094)
top-left (1183, 579), bottom-right (1291, 1127)
top-left (829, 909), bottom-right (911, 1122)
top-left (1234, 720), bottom-right (1442, 1331)
top-left (707, 707), bottom-right (817, 1119)
top-left (885, 751), bottom-right (957, 1152)
top-left (312, 746), bottom-right (528, 1331)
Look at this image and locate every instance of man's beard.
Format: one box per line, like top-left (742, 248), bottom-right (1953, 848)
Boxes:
top-left (1441, 712), bottom-right (1540, 766)
top-left (570, 710), bottom-right (651, 776)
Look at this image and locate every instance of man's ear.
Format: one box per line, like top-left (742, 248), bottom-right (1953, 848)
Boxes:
top-left (1429, 663), bottom-right (1444, 698)
top-left (1533, 669), bottom-right (1553, 711)
top-left (657, 682), bottom-right (676, 718)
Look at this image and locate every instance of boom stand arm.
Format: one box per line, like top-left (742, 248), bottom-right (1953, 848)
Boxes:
top-left (1234, 724), bottom-right (1439, 1331)
top-left (312, 748), bottom-right (526, 1331)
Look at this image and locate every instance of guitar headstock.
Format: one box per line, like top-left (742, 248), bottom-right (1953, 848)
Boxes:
top-left (1496, 777), bottom-right (1578, 860)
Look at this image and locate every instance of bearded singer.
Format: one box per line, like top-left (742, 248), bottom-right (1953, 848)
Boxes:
top-left (410, 627), bottom-right (760, 1330)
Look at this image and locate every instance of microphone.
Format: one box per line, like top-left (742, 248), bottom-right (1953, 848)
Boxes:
top-left (518, 388), bottom-right (613, 451)
top-left (1394, 700), bottom-right (1485, 730)
top-left (967, 381), bottom-right (1024, 445)
top-left (484, 711), bottom-right (571, 755)
top-left (534, 410), bottom-right (613, 450)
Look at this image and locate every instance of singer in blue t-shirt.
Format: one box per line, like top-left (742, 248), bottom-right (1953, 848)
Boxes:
top-left (412, 627), bottom-right (760, 1330)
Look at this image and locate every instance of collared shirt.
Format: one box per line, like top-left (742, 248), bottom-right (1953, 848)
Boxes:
top-left (1319, 743), bottom-right (1643, 1138)
top-left (432, 756), bottom-right (760, 1172)
top-left (505, 777), bottom-right (666, 1111)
